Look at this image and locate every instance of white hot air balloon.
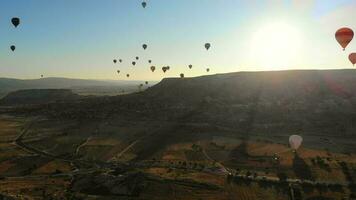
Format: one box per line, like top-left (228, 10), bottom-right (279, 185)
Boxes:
top-left (289, 135), bottom-right (303, 151)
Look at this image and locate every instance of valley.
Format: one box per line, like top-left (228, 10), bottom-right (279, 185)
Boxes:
top-left (1, 70), bottom-right (356, 200)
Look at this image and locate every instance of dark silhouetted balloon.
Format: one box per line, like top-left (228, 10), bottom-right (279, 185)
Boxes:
top-left (142, 1), bottom-right (147, 8)
top-left (206, 68), bottom-right (210, 72)
top-left (150, 66), bottom-right (156, 72)
top-left (142, 44), bottom-right (147, 50)
top-left (148, 60), bottom-right (152, 63)
top-left (180, 73), bottom-right (184, 78)
top-left (117, 70), bottom-right (120, 74)
top-left (162, 67), bottom-right (167, 73)
top-left (145, 81), bottom-right (148, 85)
top-left (126, 74), bottom-right (130, 78)
top-left (41, 75), bottom-right (44, 78)
top-left (132, 61), bottom-right (136, 66)
top-left (166, 66), bottom-right (170, 70)
top-left (113, 59), bottom-right (117, 63)
top-left (10, 45), bottom-right (16, 52)
top-left (349, 53), bottom-right (356, 66)
top-left (119, 59), bottom-right (122, 63)
top-left (335, 28), bottom-right (354, 51)
top-left (136, 56), bottom-right (139, 60)
top-left (205, 43), bottom-right (211, 50)
top-left (189, 64), bottom-right (192, 69)
top-left (11, 17), bottom-right (20, 28)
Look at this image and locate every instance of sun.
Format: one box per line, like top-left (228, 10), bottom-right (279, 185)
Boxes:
top-left (249, 21), bottom-right (303, 70)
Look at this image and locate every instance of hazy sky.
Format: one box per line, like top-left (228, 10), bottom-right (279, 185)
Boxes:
top-left (0, 0), bottom-right (355, 80)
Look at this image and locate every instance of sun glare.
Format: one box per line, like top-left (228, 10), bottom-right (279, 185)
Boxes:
top-left (250, 22), bottom-right (303, 70)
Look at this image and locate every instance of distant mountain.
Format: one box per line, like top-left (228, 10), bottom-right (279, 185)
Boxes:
top-left (0, 77), bottom-right (154, 97)
top-left (0, 89), bottom-right (81, 106)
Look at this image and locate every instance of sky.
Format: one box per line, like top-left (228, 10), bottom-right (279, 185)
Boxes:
top-left (0, 0), bottom-right (355, 80)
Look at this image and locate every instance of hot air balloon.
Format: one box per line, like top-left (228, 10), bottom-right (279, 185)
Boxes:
top-left (180, 73), bottom-right (184, 78)
top-left (138, 84), bottom-right (143, 92)
top-left (119, 59), bottom-right (122, 63)
top-left (113, 59), bottom-right (117, 64)
top-left (189, 64), bottom-right (192, 69)
top-left (145, 81), bottom-right (148, 85)
top-left (206, 68), bottom-right (210, 72)
top-left (126, 74), bottom-right (130, 78)
top-left (349, 53), bottom-right (356, 66)
top-left (136, 56), bottom-right (139, 60)
top-left (10, 45), bottom-right (16, 52)
top-left (132, 61), bottom-right (136, 66)
top-left (150, 66), bottom-right (156, 72)
top-left (117, 70), bottom-right (120, 74)
top-left (11, 17), bottom-right (20, 28)
top-left (166, 66), bottom-right (170, 70)
top-left (205, 43), bottom-right (211, 50)
top-left (142, 1), bottom-right (147, 8)
top-left (335, 28), bottom-right (354, 51)
top-left (148, 60), bottom-right (152, 64)
top-left (289, 135), bottom-right (303, 151)
top-left (142, 44), bottom-right (147, 50)
top-left (162, 67), bottom-right (167, 73)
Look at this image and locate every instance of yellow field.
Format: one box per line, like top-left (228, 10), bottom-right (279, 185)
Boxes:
top-left (32, 160), bottom-right (73, 175)
top-left (0, 177), bottom-right (70, 200)
top-left (0, 116), bottom-right (23, 141)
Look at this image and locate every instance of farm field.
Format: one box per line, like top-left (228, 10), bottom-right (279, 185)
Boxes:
top-left (1, 111), bottom-right (356, 199)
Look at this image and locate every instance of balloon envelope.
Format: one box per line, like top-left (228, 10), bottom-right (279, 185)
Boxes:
top-left (150, 66), bottom-right (156, 72)
top-left (289, 135), bottom-right (303, 150)
top-left (119, 59), bottom-right (122, 63)
top-left (180, 73), bottom-right (184, 78)
top-left (10, 45), bottom-right (16, 51)
top-left (126, 74), bottom-right (130, 77)
top-left (189, 65), bottom-right (192, 69)
top-left (11, 17), bottom-right (20, 27)
top-left (142, 1), bottom-right (147, 8)
top-left (132, 61), bottom-right (136, 66)
top-left (142, 44), bottom-right (147, 50)
top-left (136, 56), bottom-right (139, 60)
top-left (205, 43), bottom-right (211, 50)
top-left (162, 67), bottom-right (167, 73)
top-left (335, 27), bottom-right (354, 50)
top-left (349, 53), bottom-right (356, 66)
top-left (113, 59), bottom-right (117, 63)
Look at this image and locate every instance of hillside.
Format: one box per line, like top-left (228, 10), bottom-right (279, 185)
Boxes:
top-left (4, 69), bottom-right (356, 151)
top-left (146, 69), bottom-right (356, 103)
